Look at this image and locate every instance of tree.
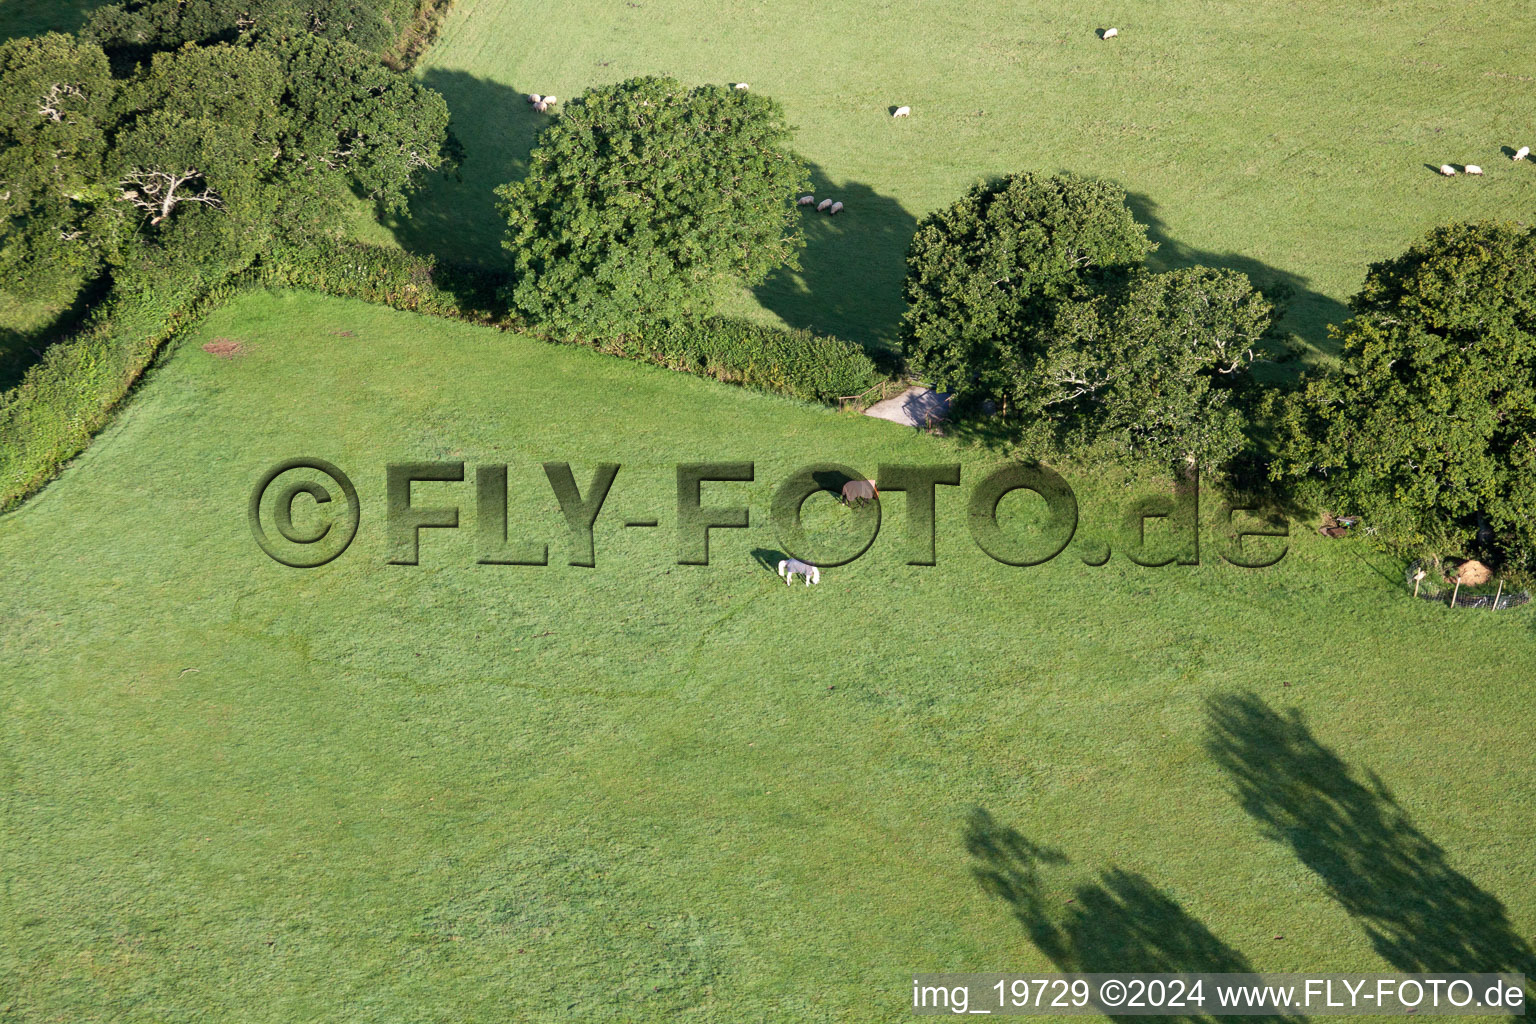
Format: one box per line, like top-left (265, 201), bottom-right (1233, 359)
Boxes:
top-left (901, 172), bottom-right (1154, 401)
top-left (268, 34), bottom-right (450, 221)
top-left (1020, 267), bottom-right (1271, 467)
top-left (495, 76), bottom-right (809, 336)
top-left (110, 43), bottom-right (289, 271)
top-left (1271, 221), bottom-right (1536, 574)
top-left (106, 38), bottom-right (448, 273)
top-left (0, 34), bottom-right (120, 298)
top-left (84, 0), bottom-right (415, 61)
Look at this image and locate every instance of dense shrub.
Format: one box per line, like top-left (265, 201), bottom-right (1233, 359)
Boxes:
top-left (496, 76), bottom-right (809, 337)
top-left (902, 172), bottom-right (1154, 400)
top-left (1271, 221), bottom-right (1536, 578)
top-left (0, 267), bottom-right (243, 509)
top-left (84, 0), bottom-right (419, 59)
top-left (259, 239), bottom-right (879, 401)
top-left (614, 319), bottom-right (879, 402)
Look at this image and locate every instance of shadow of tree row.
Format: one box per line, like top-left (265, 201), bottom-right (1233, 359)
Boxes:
top-left (967, 693), bottom-right (1533, 1023)
top-left (385, 73), bottom-right (1349, 363)
top-left (966, 809), bottom-right (1300, 1024)
top-left (1122, 193), bottom-right (1350, 365)
top-left (1204, 692), bottom-right (1536, 980)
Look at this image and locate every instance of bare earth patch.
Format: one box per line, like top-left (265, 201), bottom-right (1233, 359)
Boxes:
top-left (202, 338), bottom-right (245, 358)
top-left (1452, 559), bottom-right (1493, 586)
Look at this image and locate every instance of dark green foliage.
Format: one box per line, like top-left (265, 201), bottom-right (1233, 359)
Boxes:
top-left (1271, 221), bottom-right (1536, 576)
top-left (0, 33), bottom-right (448, 312)
top-left (111, 43), bottom-right (289, 270)
top-left (615, 318), bottom-right (878, 401)
top-left (495, 76), bottom-right (809, 336)
top-left (1020, 267), bottom-right (1271, 467)
top-left (902, 172), bottom-right (1154, 398)
top-left (0, 34), bottom-right (120, 297)
top-left (83, 0), bottom-right (416, 59)
top-left (108, 38), bottom-right (448, 269)
top-left (270, 35), bottom-right (450, 217)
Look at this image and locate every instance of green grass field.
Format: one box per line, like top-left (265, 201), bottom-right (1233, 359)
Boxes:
top-left (4, 289), bottom-right (1534, 1021)
top-left (388, 0), bottom-right (1536, 352)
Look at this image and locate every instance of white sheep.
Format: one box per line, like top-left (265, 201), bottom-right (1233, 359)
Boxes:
top-left (1101, 27), bottom-right (1119, 38)
top-left (1439, 164), bottom-right (1457, 176)
top-left (1466, 164), bottom-right (1484, 175)
top-left (1516, 146), bottom-right (1531, 161)
top-left (543, 95), bottom-right (557, 105)
top-left (817, 198), bottom-right (833, 212)
top-left (829, 201), bottom-right (844, 215)
top-left (797, 195), bottom-right (815, 206)
top-left (527, 93), bottom-right (542, 104)
top-left (535, 101), bottom-right (548, 114)
top-left (734, 83), bottom-right (749, 90)
top-left (892, 105), bottom-right (911, 117)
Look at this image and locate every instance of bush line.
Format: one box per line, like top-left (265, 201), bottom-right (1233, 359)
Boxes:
top-left (0, 240), bottom-right (883, 511)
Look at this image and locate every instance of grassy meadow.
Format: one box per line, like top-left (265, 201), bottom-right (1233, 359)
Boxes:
top-left (3, 289), bottom-right (1534, 1020)
top-left (389, 0), bottom-right (1536, 351)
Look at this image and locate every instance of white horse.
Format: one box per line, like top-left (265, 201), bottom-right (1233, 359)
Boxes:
top-left (777, 559), bottom-right (821, 586)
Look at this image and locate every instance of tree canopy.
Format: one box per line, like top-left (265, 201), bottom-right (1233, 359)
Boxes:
top-left (1271, 221), bottom-right (1536, 573)
top-left (1021, 266), bottom-right (1270, 467)
top-left (0, 31), bottom-right (449, 289)
top-left (495, 75), bottom-right (808, 336)
top-left (902, 171), bottom-right (1275, 469)
top-left (902, 172), bottom-right (1154, 399)
top-left (0, 34), bottom-right (118, 296)
top-left (83, 0), bottom-right (417, 59)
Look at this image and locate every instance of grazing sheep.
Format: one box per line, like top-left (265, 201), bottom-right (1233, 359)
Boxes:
top-left (1101, 27), bottom-right (1118, 38)
top-left (543, 95), bottom-right (557, 105)
top-left (829, 201), bottom-right (844, 215)
top-left (535, 101), bottom-right (549, 114)
top-left (797, 195), bottom-right (815, 205)
top-left (528, 93), bottom-right (542, 104)
top-left (1439, 164), bottom-right (1457, 176)
top-left (1516, 146), bottom-right (1531, 161)
top-left (893, 105), bottom-right (911, 117)
top-left (1465, 164), bottom-right (1484, 175)
top-left (735, 83), bottom-right (749, 90)
top-left (817, 198), bottom-right (833, 212)
top-left (777, 559), bottom-right (820, 586)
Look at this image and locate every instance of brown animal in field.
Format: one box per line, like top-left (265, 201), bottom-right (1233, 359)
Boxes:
top-left (841, 479), bottom-right (879, 504)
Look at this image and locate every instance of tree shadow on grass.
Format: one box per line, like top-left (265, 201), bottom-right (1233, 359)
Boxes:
top-left (753, 161), bottom-right (917, 357)
top-left (1204, 692), bottom-right (1536, 982)
top-left (965, 808), bottom-right (1303, 1023)
top-left (385, 70), bottom-right (545, 271)
top-left (1123, 192), bottom-right (1351, 365)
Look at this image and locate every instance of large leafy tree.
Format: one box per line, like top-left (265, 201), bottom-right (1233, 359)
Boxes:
top-left (268, 35), bottom-right (450, 221)
top-left (902, 172), bottom-right (1154, 400)
top-left (84, 0), bottom-right (415, 60)
top-left (1022, 266), bottom-right (1271, 467)
top-left (107, 37), bottom-right (447, 271)
top-left (1271, 221), bottom-right (1536, 572)
top-left (495, 76), bottom-right (809, 336)
top-left (0, 34), bottom-right (120, 297)
top-left (111, 42), bottom-right (288, 268)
